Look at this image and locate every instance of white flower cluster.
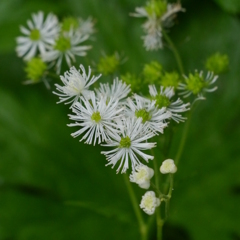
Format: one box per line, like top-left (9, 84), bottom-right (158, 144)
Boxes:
top-left (16, 11), bottom-right (95, 74)
top-left (131, 1), bottom-right (184, 51)
top-left (54, 64), bottom-right (190, 175)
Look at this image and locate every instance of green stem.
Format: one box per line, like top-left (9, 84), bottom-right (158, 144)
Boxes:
top-left (152, 149), bottom-right (164, 240)
top-left (162, 29), bottom-right (185, 75)
top-left (174, 111), bottom-right (192, 166)
top-left (164, 174), bottom-right (174, 219)
top-left (123, 174), bottom-right (148, 240)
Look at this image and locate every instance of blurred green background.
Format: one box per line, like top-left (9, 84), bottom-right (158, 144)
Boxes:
top-left (0, 0), bottom-right (240, 239)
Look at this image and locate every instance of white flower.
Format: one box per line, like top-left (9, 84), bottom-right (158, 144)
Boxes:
top-left (130, 165), bottom-right (154, 189)
top-left (68, 92), bottom-right (123, 145)
top-left (160, 159), bottom-right (177, 174)
top-left (126, 94), bottom-right (171, 134)
top-left (149, 85), bottom-right (190, 123)
top-left (42, 30), bottom-right (91, 74)
top-left (53, 64), bottom-right (101, 105)
top-left (131, 2), bottom-right (184, 51)
top-left (161, 3), bottom-right (185, 28)
top-left (140, 17), bottom-right (163, 51)
top-left (95, 78), bottom-right (131, 103)
top-left (101, 118), bottom-right (156, 173)
top-left (140, 191), bottom-right (160, 215)
top-left (16, 11), bottom-right (59, 60)
top-left (78, 17), bottom-right (95, 36)
top-left (178, 71), bottom-right (218, 101)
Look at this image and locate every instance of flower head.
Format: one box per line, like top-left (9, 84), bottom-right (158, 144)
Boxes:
top-left (178, 71), bottom-right (218, 101)
top-left (149, 85), bottom-right (190, 122)
top-left (160, 159), bottom-right (177, 174)
top-left (95, 78), bottom-right (131, 103)
top-left (53, 64), bottom-right (101, 105)
top-left (142, 61), bottom-right (163, 85)
top-left (126, 94), bottom-right (171, 134)
top-left (205, 52), bottom-right (229, 74)
top-left (42, 30), bottom-right (91, 73)
top-left (130, 165), bottom-right (154, 189)
top-left (97, 53), bottom-right (121, 76)
top-left (131, 2), bottom-right (184, 51)
top-left (101, 118), bottom-right (156, 173)
top-left (24, 57), bottom-right (47, 84)
top-left (140, 191), bottom-right (160, 215)
top-left (16, 11), bottom-right (59, 60)
top-left (68, 92), bottom-right (123, 145)
top-left (61, 16), bottom-right (95, 36)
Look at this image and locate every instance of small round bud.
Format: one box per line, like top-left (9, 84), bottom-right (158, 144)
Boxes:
top-left (97, 53), bottom-right (120, 76)
top-left (205, 52), bottom-right (229, 74)
top-left (140, 191), bottom-right (160, 215)
top-left (143, 61), bottom-right (163, 85)
top-left (24, 57), bottom-right (47, 83)
top-left (160, 159), bottom-right (177, 174)
top-left (130, 165), bottom-right (154, 189)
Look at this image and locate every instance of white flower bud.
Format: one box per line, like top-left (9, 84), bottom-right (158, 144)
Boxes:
top-left (130, 165), bottom-right (154, 189)
top-left (160, 159), bottom-right (177, 174)
top-left (140, 191), bottom-right (160, 215)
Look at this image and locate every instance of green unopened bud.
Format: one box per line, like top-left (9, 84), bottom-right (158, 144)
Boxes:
top-left (119, 136), bottom-right (131, 148)
top-left (160, 71), bottom-right (180, 89)
top-left (91, 111), bottom-right (101, 123)
top-left (121, 73), bottom-right (141, 93)
top-left (30, 29), bottom-right (41, 41)
top-left (145, 1), bottom-right (167, 17)
top-left (143, 61), bottom-right (163, 85)
top-left (24, 57), bottom-right (47, 83)
top-left (185, 72), bottom-right (206, 95)
top-left (61, 17), bottom-right (79, 32)
top-left (152, 94), bottom-right (171, 109)
top-left (205, 52), bottom-right (229, 74)
top-left (135, 109), bottom-right (151, 123)
top-left (97, 54), bottom-right (120, 76)
top-left (54, 36), bottom-right (71, 52)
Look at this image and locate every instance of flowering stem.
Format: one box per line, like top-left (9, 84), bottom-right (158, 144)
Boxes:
top-left (123, 174), bottom-right (148, 240)
top-left (164, 174), bottom-right (174, 219)
top-left (162, 29), bottom-right (185, 75)
top-left (152, 149), bottom-right (164, 240)
top-left (174, 111), bottom-right (192, 166)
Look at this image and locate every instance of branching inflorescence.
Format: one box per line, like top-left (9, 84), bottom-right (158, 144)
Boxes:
top-left (16, 2), bottom-right (229, 240)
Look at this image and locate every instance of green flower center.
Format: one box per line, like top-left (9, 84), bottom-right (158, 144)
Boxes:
top-left (30, 29), bottom-right (40, 41)
top-left (91, 111), bottom-right (101, 123)
top-left (24, 57), bottom-right (47, 83)
top-left (61, 17), bottom-right (79, 32)
top-left (153, 94), bottom-right (170, 109)
top-left (119, 136), bottom-right (131, 148)
top-left (54, 36), bottom-right (71, 52)
top-left (135, 109), bottom-right (151, 123)
top-left (185, 73), bottom-right (206, 95)
top-left (145, 1), bottom-right (167, 18)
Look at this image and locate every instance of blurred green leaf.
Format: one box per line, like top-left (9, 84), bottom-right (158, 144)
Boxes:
top-left (213, 0), bottom-right (240, 14)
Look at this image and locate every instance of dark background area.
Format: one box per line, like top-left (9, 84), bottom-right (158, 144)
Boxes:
top-left (0, 0), bottom-right (240, 239)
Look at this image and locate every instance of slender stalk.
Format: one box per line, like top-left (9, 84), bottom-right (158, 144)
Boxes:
top-left (123, 174), bottom-right (148, 240)
top-left (152, 148), bottom-right (164, 240)
top-left (162, 29), bottom-right (185, 75)
top-left (174, 111), bottom-right (192, 166)
top-left (164, 174), bottom-right (174, 219)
